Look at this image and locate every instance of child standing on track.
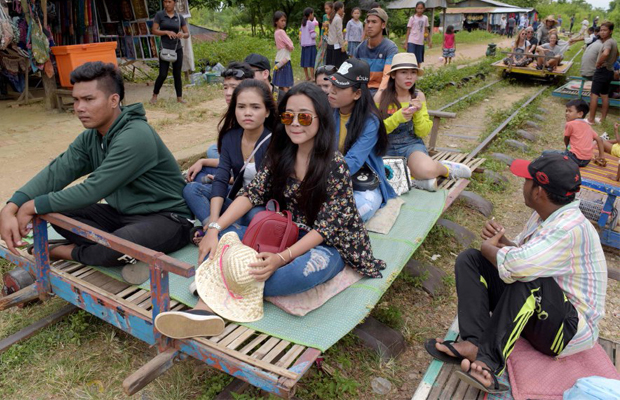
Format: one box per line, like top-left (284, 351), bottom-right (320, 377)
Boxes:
top-left (405, 1), bottom-right (429, 67)
top-left (442, 25), bottom-right (456, 65)
top-left (273, 11), bottom-right (295, 92)
top-left (300, 8), bottom-right (319, 82)
top-left (346, 7), bottom-right (364, 57)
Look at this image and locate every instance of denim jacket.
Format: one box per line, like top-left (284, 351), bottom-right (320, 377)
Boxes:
top-left (333, 110), bottom-right (396, 207)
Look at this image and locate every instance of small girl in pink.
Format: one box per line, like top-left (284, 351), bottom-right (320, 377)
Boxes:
top-left (562, 99), bottom-right (605, 167)
top-left (442, 25), bottom-right (456, 65)
top-left (273, 11), bottom-right (295, 91)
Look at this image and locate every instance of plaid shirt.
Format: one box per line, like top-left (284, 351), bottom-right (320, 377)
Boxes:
top-left (496, 201), bottom-right (607, 356)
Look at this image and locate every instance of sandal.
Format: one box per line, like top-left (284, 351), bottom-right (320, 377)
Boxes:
top-left (455, 366), bottom-right (509, 394)
top-left (189, 226), bottom-right (206, 247)
top-left (424, 338), bottom-right (465, 365)
top-left (26, 239), bottom-right (71, 256)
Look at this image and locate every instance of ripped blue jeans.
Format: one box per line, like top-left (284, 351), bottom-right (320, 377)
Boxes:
top-left (354, 187), bottom-right (383, 222)
top-left (221, 226), bottom-right (345, 297)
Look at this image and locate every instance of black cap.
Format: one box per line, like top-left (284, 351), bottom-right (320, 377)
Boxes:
top-left (244, 53), bottom-right (270, 71)
top-left (510, 153), bottom-right (581, 197)
top-left (329, 59), bottom-right (370, 88)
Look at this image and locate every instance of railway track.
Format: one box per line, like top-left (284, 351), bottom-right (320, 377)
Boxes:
top-left (431, 77), bottom-right (548, 159)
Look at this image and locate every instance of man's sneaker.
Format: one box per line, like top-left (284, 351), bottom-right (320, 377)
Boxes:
top-left (154, 310), bottom-right (225, 339)
top-left (412, 178), bottom-right (438, 192)
top-left (121, 264), bottom-right (150, 285)
top-left (440, 161), bottom-right (472, 180)
top-left (601, 132), bottom-right (610, 141)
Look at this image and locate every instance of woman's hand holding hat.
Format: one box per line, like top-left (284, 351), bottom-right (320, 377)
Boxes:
top-left (198, 229), bottom-right (219, 263)
top-left (249, 252), bottom-right (287, 282)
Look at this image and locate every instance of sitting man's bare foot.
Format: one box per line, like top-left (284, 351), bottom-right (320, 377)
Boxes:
top-left (461, 359), bottom-right (493, 388)
top-left (435, 338), bottom-right (478, 361)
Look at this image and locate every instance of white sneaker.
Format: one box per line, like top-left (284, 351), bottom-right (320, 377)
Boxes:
top-left (154, 310), bottom-right (225, 339)
top-left (440, 161), bottom-right (472, 179)
top-left (601, 132), bottom-right (610, 140)
top-left (412, 178), bottom-right (438, 192)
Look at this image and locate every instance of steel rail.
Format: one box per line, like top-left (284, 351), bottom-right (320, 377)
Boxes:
top-left (437, 79), bottom-right (502, 111)
top-left (469, 86), bottom-right (546, 158)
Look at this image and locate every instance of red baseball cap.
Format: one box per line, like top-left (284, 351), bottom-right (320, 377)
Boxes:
top-left (510, 153), bottom-right (581, 197)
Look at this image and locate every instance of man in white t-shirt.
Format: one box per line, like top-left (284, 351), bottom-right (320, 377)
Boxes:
top-left (500, 16), bottom-right (507, 36)
top-left (579, 18), bottom-right (589, 37)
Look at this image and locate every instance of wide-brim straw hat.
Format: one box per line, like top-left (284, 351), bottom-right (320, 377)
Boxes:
top-left (389, 52), bottom-right (424, 76)
top-left (195, 232), bottom-right (265, 323)
top-left (543, 15), bottom-right (557, 23)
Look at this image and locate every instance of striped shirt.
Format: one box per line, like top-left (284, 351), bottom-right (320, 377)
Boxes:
top-left (496, 201), bottom-right (607, 356)
top-left (353, 38), bottom-right (398, 90)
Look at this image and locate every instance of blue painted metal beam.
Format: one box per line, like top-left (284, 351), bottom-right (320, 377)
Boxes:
top-left (176, 340), bottom-right (285, 397)
top-left (50, 272), bottom-right (156, 345)
top-left (33, 217), bottom-right (51, 300)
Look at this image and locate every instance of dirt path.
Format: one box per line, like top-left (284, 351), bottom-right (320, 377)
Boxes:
top-left (435, 84), bottom-right (537, 153)
top-left (423, 37), bottom-right (514, 69)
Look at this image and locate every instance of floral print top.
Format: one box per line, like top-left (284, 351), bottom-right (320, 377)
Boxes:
top-left (241, 152), bottom-right (386, 278)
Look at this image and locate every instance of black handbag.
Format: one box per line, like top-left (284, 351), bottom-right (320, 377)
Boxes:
top-left (351, 164), bottom-right (380, 192)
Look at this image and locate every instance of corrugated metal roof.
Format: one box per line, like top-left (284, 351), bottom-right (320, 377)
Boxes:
top-left (446, 6), bottom-right (532, 14)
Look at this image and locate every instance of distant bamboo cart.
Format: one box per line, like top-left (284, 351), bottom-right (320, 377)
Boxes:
top-left (552, 76), bottom-right (620, 107)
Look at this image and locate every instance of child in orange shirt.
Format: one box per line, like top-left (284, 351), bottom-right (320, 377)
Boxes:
top-left (561, 99), bottom-right (605, 167)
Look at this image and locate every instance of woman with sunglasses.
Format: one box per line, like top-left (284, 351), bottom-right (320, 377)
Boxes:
top-left (184, 80), bottom-right (276, 245)
top-left (327, 59), bottom-right (396, 222)
top-left (315, 64), bottom-right (337, 94)
top-left (503, 28), bottom-right (531, 67)
top-left (199, 82), bottom-right (385, 294)
top-left (155, 83), bottom-right (386, 339)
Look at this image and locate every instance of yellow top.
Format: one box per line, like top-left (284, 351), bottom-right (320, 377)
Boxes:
top-left (339, 112), bottom-right (351, 153)
top-left (378, 101), bottom-right (433, 138)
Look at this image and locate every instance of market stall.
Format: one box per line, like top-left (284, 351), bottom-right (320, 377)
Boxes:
top-left (0, 0), bottom-right (193, 108)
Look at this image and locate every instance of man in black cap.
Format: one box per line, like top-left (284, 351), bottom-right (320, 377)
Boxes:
top-left (244, 53), bottom-right (284, 104)
top-left (424, 153), bottom-right (607, 394)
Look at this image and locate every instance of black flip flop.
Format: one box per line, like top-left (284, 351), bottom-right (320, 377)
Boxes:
top-left (455, 366), bottom-right (509, 394)
top-left (189, 226), bottom-right (205, 247)
top-left (424, 338), bottom-right (465, 365)
top-left (26, 239), bottom-right (71, 255)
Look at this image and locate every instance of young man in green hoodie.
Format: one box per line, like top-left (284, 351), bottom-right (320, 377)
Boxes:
top-left (0, 62), bottom-right (192, 284)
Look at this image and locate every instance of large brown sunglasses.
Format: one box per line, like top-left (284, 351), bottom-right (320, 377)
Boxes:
top-left (280, 111), bottom-right (316, 126)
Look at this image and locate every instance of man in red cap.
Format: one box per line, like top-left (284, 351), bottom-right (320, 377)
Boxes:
top-left (425, 153), bottom-right (607, 394)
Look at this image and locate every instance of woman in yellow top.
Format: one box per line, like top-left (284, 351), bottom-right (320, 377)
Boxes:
top-left (375, 53), bottom-right (472, 191)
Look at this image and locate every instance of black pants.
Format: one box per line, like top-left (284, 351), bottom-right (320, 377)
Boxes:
top-left (326, 45), bottom-right (348, 69)
top-left (507, 27), bottom-right (514, 38)
top-left (153, 47), bottom-right (184, 98)
top-left (52, 204), bottom-right (192, 267)
top-left (456, 249), bottom-right (578, 375)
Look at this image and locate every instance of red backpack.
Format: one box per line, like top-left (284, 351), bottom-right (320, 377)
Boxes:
top-left (242, 200), bottom-right (299, 254)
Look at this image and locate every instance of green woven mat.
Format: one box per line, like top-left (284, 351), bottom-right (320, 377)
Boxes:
top-left (49, 189), bottom-right (446, 352)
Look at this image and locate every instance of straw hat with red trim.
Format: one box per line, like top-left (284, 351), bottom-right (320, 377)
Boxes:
top-left (195, 232), bottom-right (264, 322)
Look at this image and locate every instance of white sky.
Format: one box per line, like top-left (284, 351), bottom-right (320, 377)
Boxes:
top-left (587, 0), bottom-right (611, 10)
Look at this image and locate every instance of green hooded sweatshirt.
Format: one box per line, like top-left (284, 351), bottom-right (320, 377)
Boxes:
top-left (9, 103), bottom-right (191, 219)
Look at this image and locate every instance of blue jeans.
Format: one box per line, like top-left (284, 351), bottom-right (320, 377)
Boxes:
top-left (194, 144), bottom-right (220, 184)
top-left (354, 187), bottom-right (383, 222)
top-left (206, 144), bottom-right (219, 159)
top-left (221, 226), bottom-right (345, 297)
top-left (183, 182), bottom-right (263, 226)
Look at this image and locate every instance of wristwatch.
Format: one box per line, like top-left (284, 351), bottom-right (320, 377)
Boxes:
top-left (207, 222), bottom-right (222, 232)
